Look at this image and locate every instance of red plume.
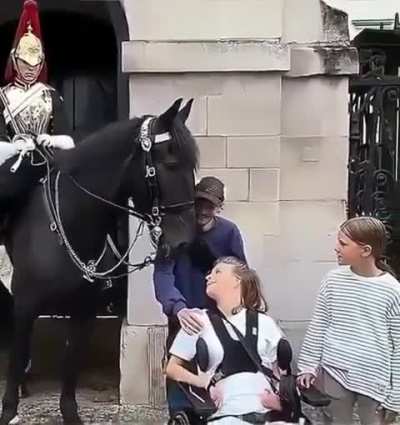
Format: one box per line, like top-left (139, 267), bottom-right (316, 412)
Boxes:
top-left (4, 0), bottom-right (47, 84)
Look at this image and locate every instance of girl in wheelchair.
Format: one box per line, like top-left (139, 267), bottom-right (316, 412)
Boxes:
top-left (166, 256), bottom-right (308, 424)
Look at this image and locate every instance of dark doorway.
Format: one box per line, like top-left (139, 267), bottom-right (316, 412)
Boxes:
top-left (0, 1), bottom-right (129, 139)
top-left (0, 0), bottom-right (129, 396)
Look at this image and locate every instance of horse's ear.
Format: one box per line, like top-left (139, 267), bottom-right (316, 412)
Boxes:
top-left (178, 98), bottom-right (194, 124)
top-left (157, 98), bottom-right (183, 130)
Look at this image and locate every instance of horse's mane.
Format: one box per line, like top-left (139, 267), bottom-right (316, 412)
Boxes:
top-left (54, 118), bottom-right (141, 173)
top-left (55, 115), bottom-right (199, 173)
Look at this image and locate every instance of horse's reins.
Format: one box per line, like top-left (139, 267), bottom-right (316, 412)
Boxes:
top-left (41, 116), bottom-right (194, 283)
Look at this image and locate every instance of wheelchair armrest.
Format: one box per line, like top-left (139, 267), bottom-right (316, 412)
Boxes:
top-left (300, 386), bottom-right (331, 407)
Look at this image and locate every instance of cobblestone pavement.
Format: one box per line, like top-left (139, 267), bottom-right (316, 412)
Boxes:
top-left (0, 381), bottom-right (399, 424)
top-left (0, 380), bottom-right (333, 424)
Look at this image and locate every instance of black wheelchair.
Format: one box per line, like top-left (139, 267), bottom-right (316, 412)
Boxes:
top-left (168, 338), bottom-right (330, 425)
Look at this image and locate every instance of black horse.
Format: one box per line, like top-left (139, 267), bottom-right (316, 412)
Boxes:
top-left (0, 98), bottom-right (198, 425)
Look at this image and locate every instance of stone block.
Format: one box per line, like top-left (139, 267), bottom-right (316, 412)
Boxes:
top-left (282, 0), bottom-right (322, 43)
top-left (122, 40), bottom-right (290, 73)
top-left (263, 200), bottom-right (345, 265)
top-left (222, 202), bottom-right (280, 269)
top-left (282, 0), bottom-right (350, 44)
top-left (120, 323), bottom-right (149, 404)
top-left (250, 169), bottom-right (280, 202)
top-left (281, 77), bottom-right (349, 137)
top-left (128, 217), bottom-right (166, 326)
top-left (208, 74), bottom-right (282, 136)
top-left (120, 322), bottom-right (167, 407)
top-left (123, 0), bottom-right (283, 41)
top-left (130, 76), bottom-right (209, 135)
top-left (288, 46), bottom-right (358, 77)
top-left (260, 261), bottom-right (337, 321)
top-left (280, 136), bottom-right (348, 201)
top-left (223, 202), bottom-right (280, 237)
top-left (197, 168), bottom-right (249, 201)
top-left (197, 137), bottom-right (227, 168)
top-left (227, 136), bottom-right (280, 168)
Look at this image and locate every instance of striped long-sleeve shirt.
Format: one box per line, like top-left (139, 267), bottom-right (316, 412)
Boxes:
top-left (297, 266), bottom-right (400, 412)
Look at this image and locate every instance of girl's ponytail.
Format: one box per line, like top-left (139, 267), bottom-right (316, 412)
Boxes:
top-left (375, 257), bottom-right (396, 277)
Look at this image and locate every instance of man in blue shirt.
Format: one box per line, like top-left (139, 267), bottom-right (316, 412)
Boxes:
top-left (153, 176), bottom-right (246, 418)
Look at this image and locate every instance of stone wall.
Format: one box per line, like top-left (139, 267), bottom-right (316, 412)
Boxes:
top-left (120, 0), bottom-right (358, 405)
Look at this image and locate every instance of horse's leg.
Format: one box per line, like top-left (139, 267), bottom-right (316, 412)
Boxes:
top-left (0, 305), bottom-right (36, 425)
top-left (60, 315), bottom-right (94, 425)
top-left (19, 356), bottom-right (32, 399)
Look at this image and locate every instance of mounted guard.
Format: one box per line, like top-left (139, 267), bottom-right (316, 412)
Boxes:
top-left (0, 0), bottom-right (74, 221)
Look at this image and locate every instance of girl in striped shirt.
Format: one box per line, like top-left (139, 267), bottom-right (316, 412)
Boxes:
top-left (297, 217), bottom-right (400, 425)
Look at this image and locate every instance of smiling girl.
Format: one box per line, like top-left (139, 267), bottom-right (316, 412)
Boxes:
top-left (166, 257), bottom-right (284, 424)
top-left (297, 217), bottom-right (400, 424)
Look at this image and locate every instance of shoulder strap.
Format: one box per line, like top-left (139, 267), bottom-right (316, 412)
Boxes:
top-left (245, 309), bottom-right (259, 351)
top-left (207, 311), bottom-right (233, 346)
top-left (217, 309), bottom-right (277, 385)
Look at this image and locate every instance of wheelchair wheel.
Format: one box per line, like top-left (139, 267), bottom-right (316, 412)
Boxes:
top-left (168, 411), bottom-right (191, 425)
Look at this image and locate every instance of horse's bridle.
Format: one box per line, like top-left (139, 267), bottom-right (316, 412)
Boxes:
top-left (42, 116), bottom-right (195, 282)
top-left (138, 116), bottom-right (194, 245)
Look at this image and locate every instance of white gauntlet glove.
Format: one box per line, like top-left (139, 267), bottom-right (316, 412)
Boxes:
top-left (37, 134), bottom-right (75, 150)
top-left (9, 135), bottom-right (36, 173)
top-left (12, 135), bottom-right (35, 153)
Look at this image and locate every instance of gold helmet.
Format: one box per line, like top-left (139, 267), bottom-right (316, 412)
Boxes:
top-left (14, 23), bottom-right (44, 67)
top-left (5, 0), bottom-right (47, 83)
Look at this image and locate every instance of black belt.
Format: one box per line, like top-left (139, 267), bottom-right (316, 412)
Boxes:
top-left (208, 411), bottom-right (271, 424)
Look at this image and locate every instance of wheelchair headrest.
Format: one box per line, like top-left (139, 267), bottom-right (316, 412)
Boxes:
top-left (277, 338), bottom-right (292, 373)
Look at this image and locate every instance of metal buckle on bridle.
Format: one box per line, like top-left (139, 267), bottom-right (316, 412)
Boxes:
top-left (150, 225), bottom-right (162, 243)
top-left (141, 137), bottom-right (152, 152)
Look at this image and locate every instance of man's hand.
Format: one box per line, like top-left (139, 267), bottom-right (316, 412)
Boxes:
top-left (297, 373), bottom-right (316, 389)
top-left (177, 308), bottom-right (204, 335)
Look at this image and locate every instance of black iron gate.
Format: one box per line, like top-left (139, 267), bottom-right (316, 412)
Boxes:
top-left (349, 20), bottom-right (400, 274)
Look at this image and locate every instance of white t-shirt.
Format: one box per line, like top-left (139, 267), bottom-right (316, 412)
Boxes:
top-left (169, 309), bottom-right (283, 417)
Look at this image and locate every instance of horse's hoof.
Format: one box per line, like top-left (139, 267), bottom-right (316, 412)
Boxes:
top-left (19, 387), bottom-right (30, 399)
top-left (63, 419), bottom-right (83, 425)
top-left (62, 414), bottom-right (83, 425)
top-left (0, 415), bottom-right (20, 425)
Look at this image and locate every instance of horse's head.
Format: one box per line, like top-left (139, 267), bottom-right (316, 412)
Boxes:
top-left (130, 99), bottom-right (198, 259)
